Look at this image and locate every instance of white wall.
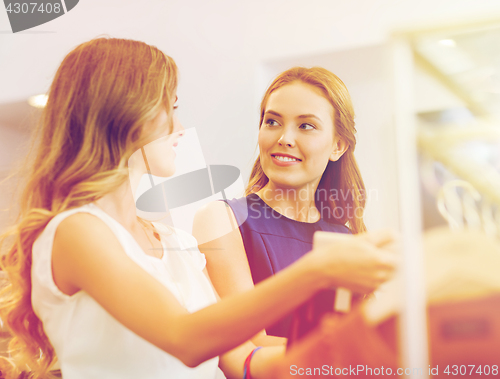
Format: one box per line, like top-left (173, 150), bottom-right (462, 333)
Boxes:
top-left (1, 0), bottom-right (500, 231)
top-left (0, 125), bottom-right (30, 231)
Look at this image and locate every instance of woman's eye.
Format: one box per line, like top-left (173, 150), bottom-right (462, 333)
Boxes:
top-left (299, 123), bottom-right (315, 130)
top-left (265, 119), bottom-right (279, 127)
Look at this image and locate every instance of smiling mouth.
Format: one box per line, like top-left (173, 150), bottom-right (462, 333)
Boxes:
top-left (271, 154), bottom-right (302, 162)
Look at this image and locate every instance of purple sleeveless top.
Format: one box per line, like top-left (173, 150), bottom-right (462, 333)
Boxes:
top-left (224, 193), bottom-right (350, 338)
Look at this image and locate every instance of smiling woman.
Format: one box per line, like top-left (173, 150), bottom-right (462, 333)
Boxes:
top-left (193, 67), bottom-right (376, 342)
top-left (258, 81), bottom-right (348, 196)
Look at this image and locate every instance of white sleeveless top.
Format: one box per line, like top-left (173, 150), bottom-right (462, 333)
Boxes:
top-left (31, 204), bottom-right (223, 379)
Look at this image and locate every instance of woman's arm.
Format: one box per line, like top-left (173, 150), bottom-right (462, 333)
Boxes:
top-left (50, 213), bottom-right (331, 366)
top-left (193, 200), bottom-right (399, 358)
top-left (192, 201), bottom-right (254, 298)
top-left (219, 340), bottom-right (284, 379)
top-left (53, 213), bottom-right (396, 368)
top-left (194, 201), bottom-right (398, 293)
top-left (200, 270), bottom-right (285, 378)
top-left (193, 201), bottom-right (285, 346)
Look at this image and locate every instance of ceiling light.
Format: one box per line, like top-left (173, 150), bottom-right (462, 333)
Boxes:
top-left (439, 39), bottom-right (456, 47)
top-left (28, 94), bottom-right (48, 108)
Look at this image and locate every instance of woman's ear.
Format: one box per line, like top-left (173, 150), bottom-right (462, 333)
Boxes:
top-left (329, 137), bottom-right (349, 162)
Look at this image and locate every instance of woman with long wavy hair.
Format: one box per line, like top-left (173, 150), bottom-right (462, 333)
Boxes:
top-left (194, 67), bottom-right (372, 343)
top-left (0, 40), bottom-right (396, 379)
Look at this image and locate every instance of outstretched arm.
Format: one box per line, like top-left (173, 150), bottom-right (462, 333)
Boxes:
top-left (53, 213), bottom-right (327, 367)
top-left (53, 212), bottom-right (396, 368)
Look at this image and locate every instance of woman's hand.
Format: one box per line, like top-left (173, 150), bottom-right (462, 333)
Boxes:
top-left (305, 230), bottom-right (399, 294)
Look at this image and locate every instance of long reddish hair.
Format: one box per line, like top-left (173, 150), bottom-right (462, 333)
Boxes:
top-left (246, 67), bottom-right (366, 233)
top-left (0, 37), bottom-right (177, 378)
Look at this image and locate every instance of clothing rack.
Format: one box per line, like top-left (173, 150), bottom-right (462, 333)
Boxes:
top-left (392, 18), bottom-right (500, 378)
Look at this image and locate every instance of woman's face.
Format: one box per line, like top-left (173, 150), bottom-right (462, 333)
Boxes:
top-left (135, 105), bottom-right (184, 178)
top-left (258, 81), bottom-right (347, 192)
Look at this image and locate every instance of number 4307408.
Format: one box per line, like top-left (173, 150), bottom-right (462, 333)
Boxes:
top-left (6, 2), bottom-right (62, 14)
top-left (444, 365), bottom-right (498, 376)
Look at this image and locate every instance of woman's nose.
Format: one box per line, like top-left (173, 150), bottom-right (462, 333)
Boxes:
top-left (173, 115), bottom-right (185, 137)
top-left (278, 128), bottom-right (295, 148)
top-left (177, 124), bottom-right (185, 138)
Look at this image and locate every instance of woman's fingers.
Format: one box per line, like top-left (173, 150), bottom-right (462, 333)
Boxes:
top-left (311, 229), bottom-right (400, 294)
top-left (376, 249), bottom-right (400, 269)
top-left (359, 229), bottom-right (397, 248)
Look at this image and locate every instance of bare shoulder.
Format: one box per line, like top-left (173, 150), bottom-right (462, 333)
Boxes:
top-left (53, 211), bottom-right (129, 268)
top-left (193, 201), bottom-right (238, 245)
top-left (54, 212), bottom-right (118, 247)
top-left (56, 211), bottom-right (105, 231)
top-left (52, 212), bottom-right (126, 295)
top-left (194, 201), bottom-right (236, 224)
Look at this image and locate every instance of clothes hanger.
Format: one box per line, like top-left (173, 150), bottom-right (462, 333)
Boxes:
top-left (437, 180), bottom-right (481, 231)
top-left (365, 179), bottom-right (500, 325)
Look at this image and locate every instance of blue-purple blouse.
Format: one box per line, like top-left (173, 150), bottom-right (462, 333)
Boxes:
top-left (224, 193), bottom-right (350, 338)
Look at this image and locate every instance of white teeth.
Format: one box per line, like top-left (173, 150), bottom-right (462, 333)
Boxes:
top-left (274, 155), bottom-right (298, 162)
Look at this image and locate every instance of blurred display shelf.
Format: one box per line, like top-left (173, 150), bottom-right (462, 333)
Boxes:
top-left (410, 20), bottom-right (500, 225)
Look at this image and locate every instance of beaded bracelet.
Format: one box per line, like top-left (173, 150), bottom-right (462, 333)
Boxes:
top-left (243, 346), bottom-right (263, 379)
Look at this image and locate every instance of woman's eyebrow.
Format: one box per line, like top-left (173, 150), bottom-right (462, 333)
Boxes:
top-left (297, 114), bottom-right (322, 122)
top-left (264, 110), bottom-right (282, 118)
top-left (265, 110), bottom-right (322, 122)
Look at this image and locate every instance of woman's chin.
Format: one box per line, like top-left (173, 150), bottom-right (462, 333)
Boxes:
top-left (266, 176), bottom-right (303, 190)
top-left (152, 166), bottom-right (176, 178)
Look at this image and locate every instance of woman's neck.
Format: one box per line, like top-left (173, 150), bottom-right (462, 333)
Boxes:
top-left (256, 183), bottom-right (321, 223)
top-left (94, 167), bottom-right (143, 231)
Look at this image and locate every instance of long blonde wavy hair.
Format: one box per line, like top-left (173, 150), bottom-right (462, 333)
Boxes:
top-left (0, 37), bottom-right (178, 378)
top-left (246, 67), bottom-right (367, 234)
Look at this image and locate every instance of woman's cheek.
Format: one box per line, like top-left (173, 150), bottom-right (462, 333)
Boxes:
top-left (258, 129), bottom-right (274, 149)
